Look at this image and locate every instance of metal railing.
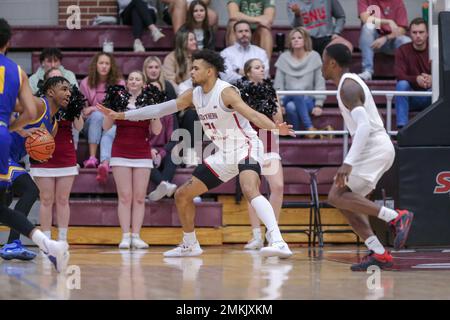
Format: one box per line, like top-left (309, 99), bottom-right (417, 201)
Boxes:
top-left (277, 90), bottom-right (433, 159)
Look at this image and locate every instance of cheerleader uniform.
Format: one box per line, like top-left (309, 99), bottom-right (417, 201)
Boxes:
top-left (110, 104), bottom-right (153, 168)
top-left (250, 123), bottom-right (281, 162)
top-left (30, 119), bottom-right (79, 177)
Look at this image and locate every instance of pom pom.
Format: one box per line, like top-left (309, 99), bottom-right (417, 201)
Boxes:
top-left (54, 85), bottom-right (86, 121)
top-left (102, 85), bottom-right (131, 112)
top-left (135, 84), bottom-right (168, 108)
top-left (235, 77), bottom-right (278, 118)
top-left (35, 79), bottom-right (45, 97)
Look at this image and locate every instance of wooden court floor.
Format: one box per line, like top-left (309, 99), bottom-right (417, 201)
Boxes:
top-left (1, 244), bottom-right (450, 300)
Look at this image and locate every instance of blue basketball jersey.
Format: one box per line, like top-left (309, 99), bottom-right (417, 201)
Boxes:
top-left (9, 96), bottom-right (57, 163)
top-left (0, 54), bottom-right (22, 188)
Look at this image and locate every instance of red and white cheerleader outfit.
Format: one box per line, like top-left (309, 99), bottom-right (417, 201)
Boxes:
top-left (110, 110), bottom-right (153, 168)
top-left (30, 120), bottom-right (79, 177)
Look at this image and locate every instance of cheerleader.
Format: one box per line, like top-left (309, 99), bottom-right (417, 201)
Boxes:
top-left (31, 78), bottom-right (85, 244)
top-left (102, 71), bottom-right (162, 249)
top-left (236, 58), bottom-right (285, 250)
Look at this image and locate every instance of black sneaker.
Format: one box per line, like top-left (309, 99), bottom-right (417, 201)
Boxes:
top-left (389, 210), bottom-right (414, 250)
top-left (351, 251), bottom-right (394, 271)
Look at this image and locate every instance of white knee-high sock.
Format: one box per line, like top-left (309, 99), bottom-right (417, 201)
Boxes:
top-left (250, 196), bottom-right (283, 243)
top-left (31, 230), bottom-right (50, 253)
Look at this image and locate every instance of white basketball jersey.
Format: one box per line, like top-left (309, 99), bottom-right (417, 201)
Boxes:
top-left (336, 73), bottom-right (386, 137)
top-left (192, 78), bottom-right (258, 153)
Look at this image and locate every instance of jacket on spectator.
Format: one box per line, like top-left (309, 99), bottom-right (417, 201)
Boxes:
top-left (29, 66), bottom-right (78, 94)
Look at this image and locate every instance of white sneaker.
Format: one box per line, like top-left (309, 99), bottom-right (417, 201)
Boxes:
top-left (358, 70), bottom-right (372, 81)
top-left (260, 241), bottom-right (293, 259)
top-left (148, 181), bottom-right (170, 201)
top-left (163, 241), bottom-right (203, 257)
top-left (133, 39), bottom-right (145, 52)
top-left (42, 239), bottom-right (70, 273)
top-left (244, 237), bottom-right (264, 250)
top-left (165, 182), bottom-right (177, 198)
top-left (119, 237), bottom-right (131, 249)
top-left (151, 28), bottom-right (165, 42)
top-left (131, 237), bottom-right (149, 249)
top-left (193, 196), bottom-right (202, 203)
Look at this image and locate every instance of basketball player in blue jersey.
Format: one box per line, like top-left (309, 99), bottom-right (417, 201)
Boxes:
top-left (0, 76), bottom-right (70, 261)
top-left (0, 18), bottom-right (69, 272)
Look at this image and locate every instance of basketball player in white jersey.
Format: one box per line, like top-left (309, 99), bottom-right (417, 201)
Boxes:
top-left (97, 50), bottom-right (294, 258)
top-left (321, 44), bottom-right (414, 271)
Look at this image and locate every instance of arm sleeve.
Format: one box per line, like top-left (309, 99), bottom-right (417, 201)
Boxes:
top-left (343, 106), bottom-right (371, 166)
top-left (124, 99), bottom-right (179, 121)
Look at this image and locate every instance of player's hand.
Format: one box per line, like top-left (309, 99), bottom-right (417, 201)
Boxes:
top-left (18, 127), bottom-right (47, 138)
top-left (275, 120), bottom-right (296, 137)
top-left (96, 104), bottom-right (124, 120)
top-left (334, 163), bottom-right (352, 188)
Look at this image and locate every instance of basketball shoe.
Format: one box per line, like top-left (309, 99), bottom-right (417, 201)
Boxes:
top-left (389, 210), bottom-right (414, 250)
top-left (41, 240), bottom-right (70, 273)
top-left (163, 241), bottom-right (203, 257)
top-left (260, 241), bottom-right (293, 259)
top-left (351, 250), bottom-right (393, 271)
top-left (0, 240), bottom-right (37, 261)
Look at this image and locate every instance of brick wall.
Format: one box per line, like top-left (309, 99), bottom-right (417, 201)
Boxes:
top-left (58, 0), bottom-right (118, 26)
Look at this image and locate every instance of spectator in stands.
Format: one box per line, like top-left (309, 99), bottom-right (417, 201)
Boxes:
top-left (79, 53), bottom-right (125, 182)
top-left (29, 48), bottom-right (78, 94)
top-left (118, 0), bottom-right (165, 52)
top-left (142, 56), bottom-right (179, 200)
top-left (147, 83), bottom-right (179, 201)
top-left (395, 17), bottom-right (432, 129)
top-left (143, 56), bottom-right (177, 99)
top-left (227, 0), bottom-right (275, 58)
top-left (163, 30), bottom-right (197, 92)
top-left (221, 20), bottom-right (269, 84)
top-left (179, 0), bottom-right (215, 50)
top-left (161, 0), bottom-right (218, 33)
top-left (274, 27), bottom-right (326, 138)
top-left (103, 71), bottom-right (162, 249)
top-left (287, 0), bottom-right (353, 56)
top-left (163, 32), bottom-right (200, 166)
top-left (238, 58), bottom-right (284, 250)
top-left (357, 0), bottom-right (411, 81)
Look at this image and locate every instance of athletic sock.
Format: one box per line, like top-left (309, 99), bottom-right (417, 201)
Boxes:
top-left (365, 235), bottom-right (386, 255)
top-left (252, 227), bottom-right (262, 240)
top-left (183, 231), bottom-right (197, 245)
top-left (31, 229), bottom-right (50, 253)
top-left (250, 196), bottom-right (283, 243)
top-left (378, 206), bottom-right (398, 223)
top-left (58, 228), bottom-right (67, 241)
top-left (43, 230), bottom-right (51, 239)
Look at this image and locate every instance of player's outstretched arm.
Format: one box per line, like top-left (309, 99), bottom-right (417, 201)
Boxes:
top-left (96, 89), bottom-right (194, 121)
top-left (10, 69), bottom-right (37, 132)
top-left (222, 87), bottom-right (295, 137)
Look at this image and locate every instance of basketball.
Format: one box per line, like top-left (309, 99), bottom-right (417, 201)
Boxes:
top-left (25, 129), bottom-right (55, 162)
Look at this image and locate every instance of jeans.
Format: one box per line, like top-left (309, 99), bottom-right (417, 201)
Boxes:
top-left (283, 95), bottom-right (315, 130)
top-left (84, 110), bottom-right (104, 145)
top-left (100, 125), bottom-right (116, 163)
top-left (395, 80), bottom-right (432, 127)
top-left (359, 24), bottom-right (411, 74)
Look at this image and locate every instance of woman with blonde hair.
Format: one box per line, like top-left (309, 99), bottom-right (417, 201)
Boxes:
top-left (102, 70), bottom-right (162, 249)
top-left (236, 58), bottom-right (285, 250)
top-left (79, 52), bottom-right (125, 182)
top-left (142, 56), bottom-right (177, 100)
top-left (274, 27), bottom-right (326, 138)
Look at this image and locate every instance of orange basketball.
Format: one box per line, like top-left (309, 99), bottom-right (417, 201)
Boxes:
top-left (25, 130), bottom-right (55, 162)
